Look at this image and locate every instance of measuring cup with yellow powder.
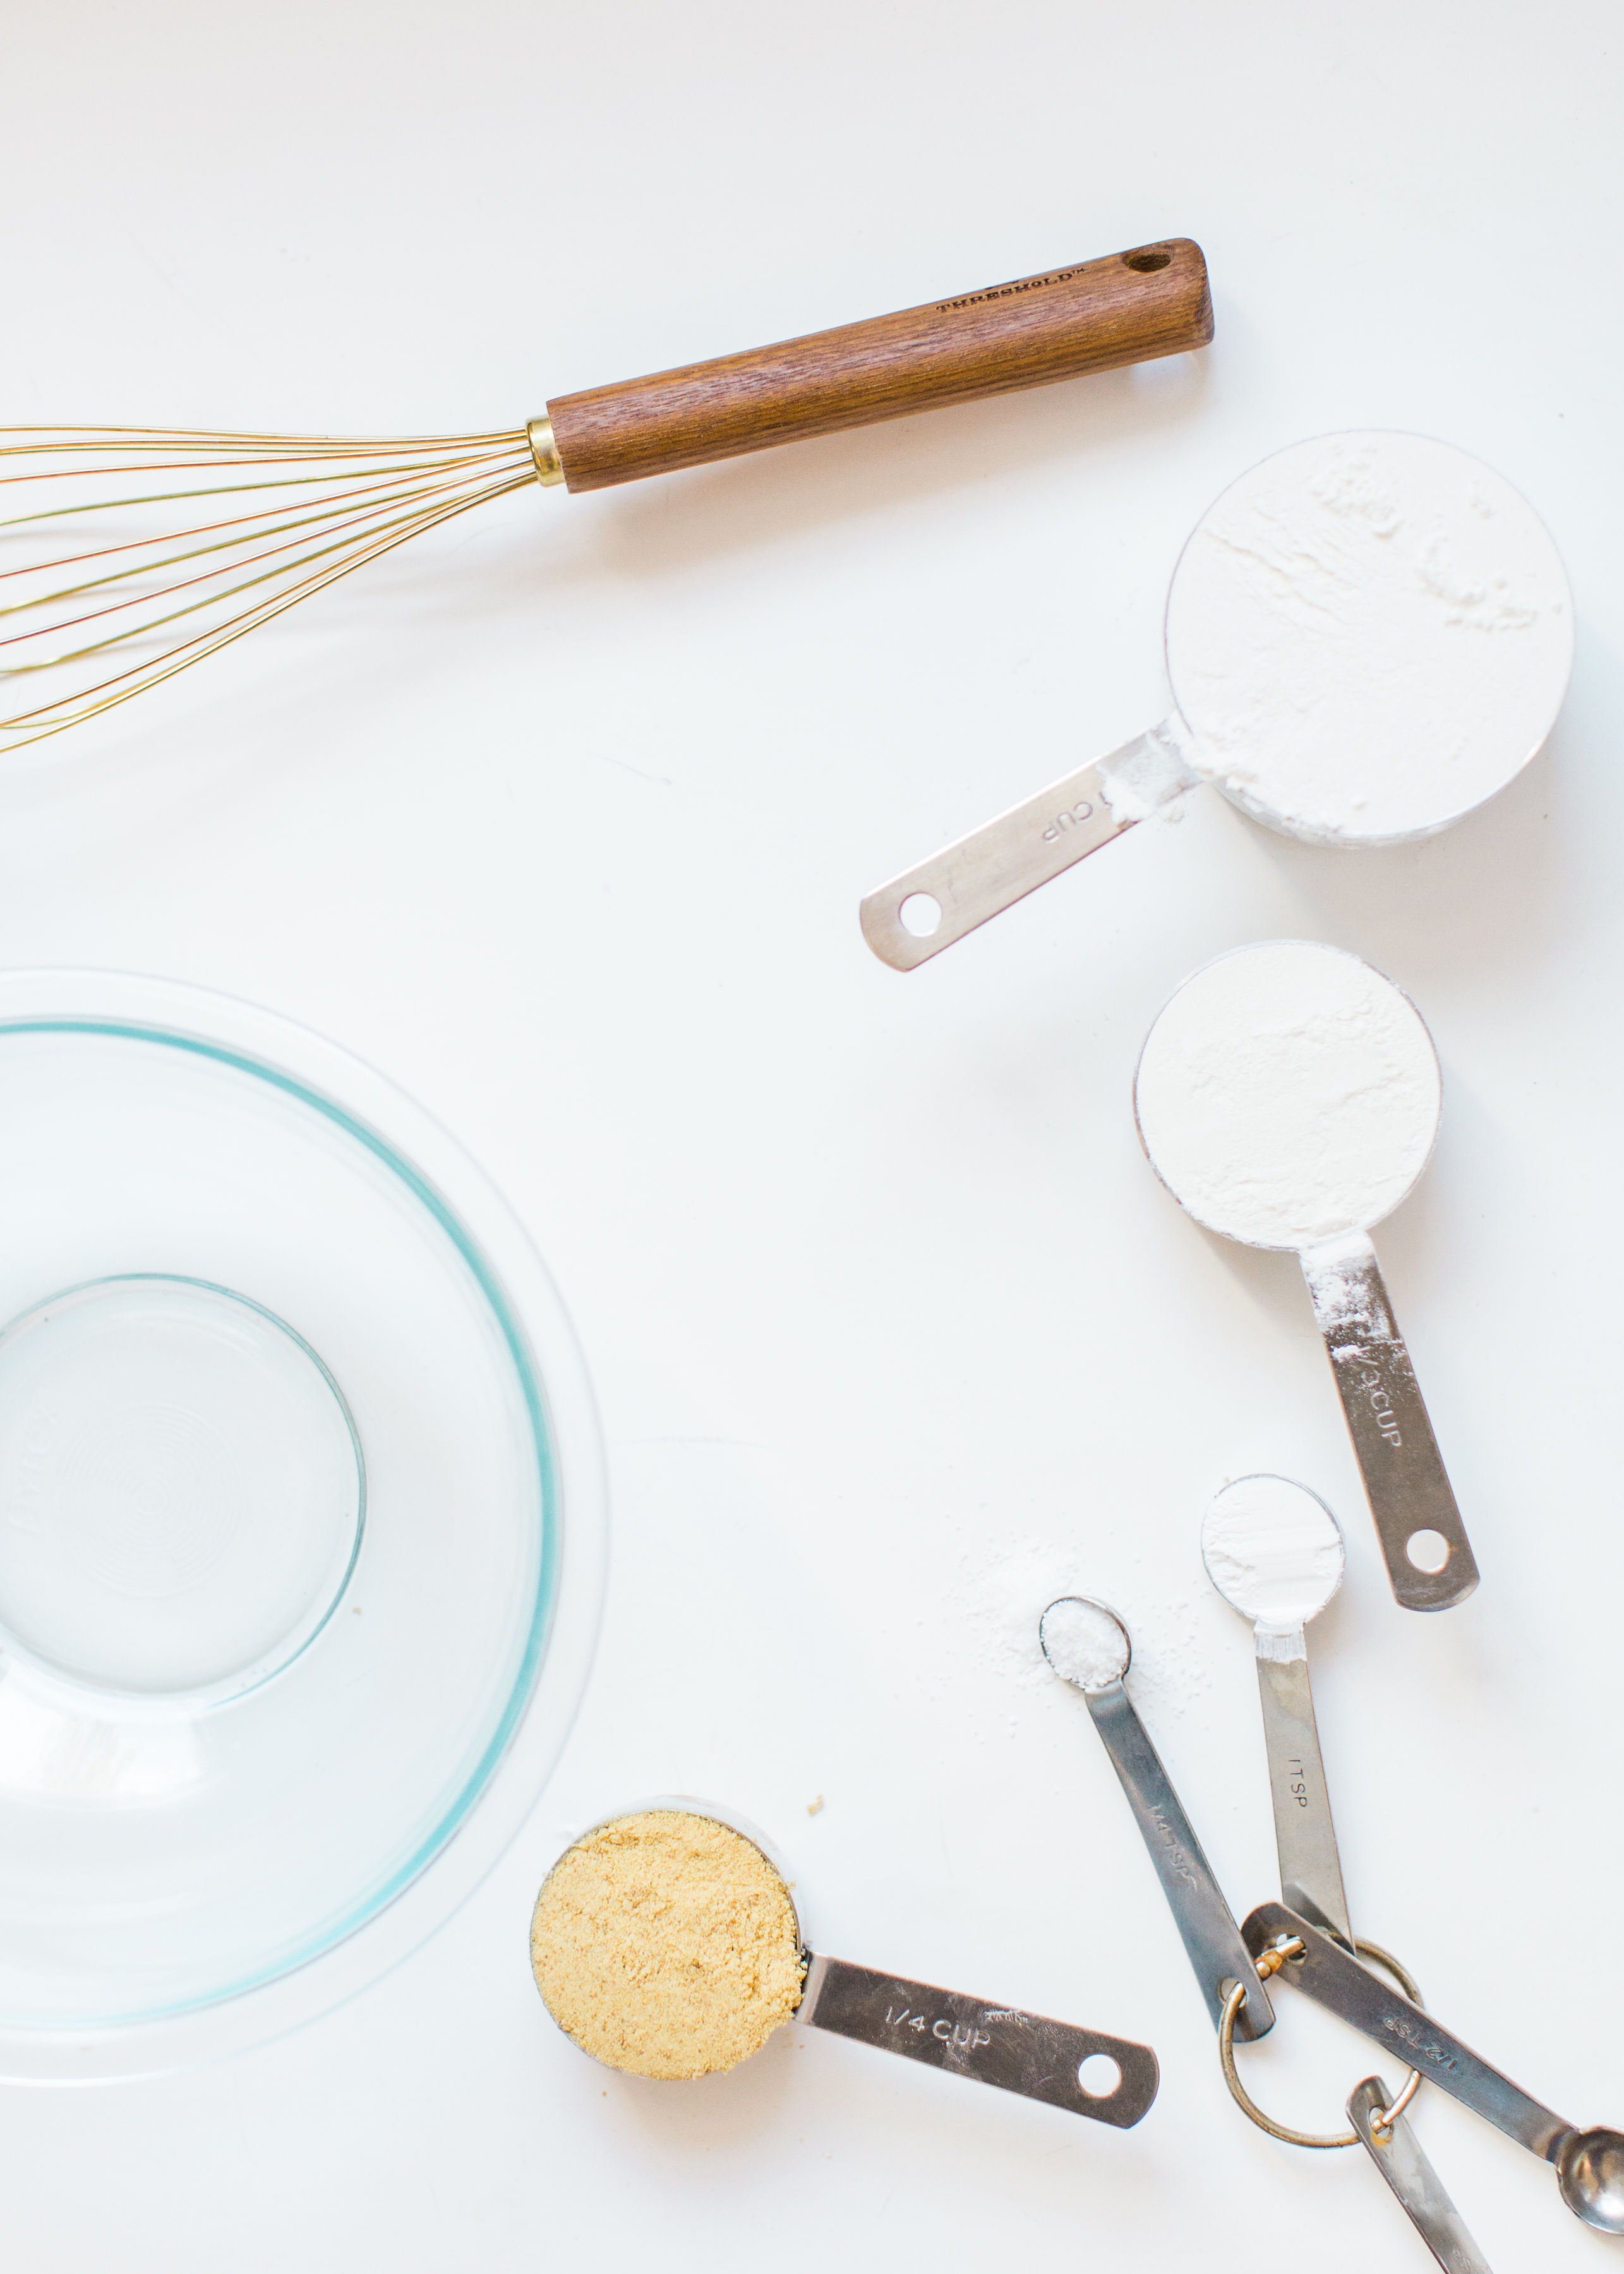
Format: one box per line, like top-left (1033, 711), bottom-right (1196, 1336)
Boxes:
top-left (529, 1802), bottom-right (1158, 2126)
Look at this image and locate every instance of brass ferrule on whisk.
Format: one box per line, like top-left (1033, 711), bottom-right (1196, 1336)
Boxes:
top-left (526, 418), bottom-right (565, 487)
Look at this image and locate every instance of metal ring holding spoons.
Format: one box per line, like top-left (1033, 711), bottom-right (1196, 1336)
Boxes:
top-left (1137, 942), bottom-right (1479, 1613)
top-left (1216, 1936), bottom-right (1426, 2150)
top-left (861, 430), bottom-right (1573, 970)
top-left (1243, 1901), bottom-right (1624, 2234)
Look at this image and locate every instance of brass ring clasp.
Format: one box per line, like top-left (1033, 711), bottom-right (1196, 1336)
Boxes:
top-left (1217, 1935), bottom-right (1425, 2150)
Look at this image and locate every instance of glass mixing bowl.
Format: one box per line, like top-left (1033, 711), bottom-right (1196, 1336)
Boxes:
top-left (0, 972), bottom-right (606, 2079)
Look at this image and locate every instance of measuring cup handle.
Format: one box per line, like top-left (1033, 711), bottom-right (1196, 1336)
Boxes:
top-left (797, 1952), bottom-right (1158, 2126)
top-left (858, 723), bottom-right (1196, 970)
top-left (1349, 2076), bottom-right (1500, 2272)
top-left (1299, 1233), bottom-right (1479, 1612)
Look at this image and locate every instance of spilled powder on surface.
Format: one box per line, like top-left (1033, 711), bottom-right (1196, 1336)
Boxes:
top-left (1134, 939), bottom-right (1441, 1249)
top-left (530, 1809), bottom-right (803, 2079)
top-left (938, 1527), bottom-right (1215, 1739)
top-left (1165, 431), bottom-right (1572, 843)
top-left (1201, 1475), bottom-right (1343, 1632)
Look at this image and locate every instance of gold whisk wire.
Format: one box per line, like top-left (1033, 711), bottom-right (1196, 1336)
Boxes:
top-left (0, 244), bottom-right (1218, 749)
top-left (0, 427), bottom-right (540, 749)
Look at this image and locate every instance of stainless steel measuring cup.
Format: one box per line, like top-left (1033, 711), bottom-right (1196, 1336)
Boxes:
top-left (861, 430), bottom-right (1572, 970)
top-left (531, 1798), bottom-right (1158, 2125)
top-left (1136, 941), bottom-right (1477, 1612)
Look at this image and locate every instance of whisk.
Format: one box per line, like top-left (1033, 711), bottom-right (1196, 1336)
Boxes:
top-left (1, 239), bottom-right (1210, 750)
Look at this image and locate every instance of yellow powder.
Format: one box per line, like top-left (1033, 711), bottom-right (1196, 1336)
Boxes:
top-left (530, 1809), bottom-right (805, 2079)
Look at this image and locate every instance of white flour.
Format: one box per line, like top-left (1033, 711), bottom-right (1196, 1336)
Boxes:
top-left (1164, 431), bottom-right (1572, 844)
top-left (1201, 1475), bottom-right (1343, 1633)
top-left (1134, 940), bottom-right (1441, 1250)
top-left (1038, 1596), bottom-right (1130, 1690)
top-left (1097, 721), bottom-right (1198, 822)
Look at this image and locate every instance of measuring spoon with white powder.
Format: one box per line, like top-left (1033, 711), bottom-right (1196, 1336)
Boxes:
top-left (1134, 940), bottom-right (1477, 1613)
top-left (861, 430), bottom-right (1572, 969)
top-left (1040, 1596), bottom-right (1275, 2041)
top-left (1203, 1476), bottom-right (1352, 1949)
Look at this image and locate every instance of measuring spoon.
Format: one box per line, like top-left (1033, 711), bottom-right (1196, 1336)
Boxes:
top-left (1349, 2075), bottom-right (1497, 2271)
top-left (1039, 1596), bottom-right (1273, 2040)
top-left (532, 1800), bottom-right (1157, 2125)
top-left (1136, 940), bottom-right (1477, 1613)
top-left (861, 430), bottom-right (1572, 970)
top-left (1202, 1476), bottom-right (1352, 1947)
top-left (1244, 1903), bottom-right (1624, 2234)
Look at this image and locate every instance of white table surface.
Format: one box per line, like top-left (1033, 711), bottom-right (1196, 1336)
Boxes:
top-left (4, 2), bottom-right (1622, 2265)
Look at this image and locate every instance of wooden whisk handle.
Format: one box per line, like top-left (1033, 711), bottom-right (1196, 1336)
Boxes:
top-left (544, 238), bottom-right (1211, 493)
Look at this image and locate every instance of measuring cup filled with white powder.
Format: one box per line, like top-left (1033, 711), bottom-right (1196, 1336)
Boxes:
top-left (862, 430), bottom-right (1572, 968)
top-left (1134, 940), bottom-right (1477, 1613)
top-left (529, 1802), bottom-right (1157, 2125)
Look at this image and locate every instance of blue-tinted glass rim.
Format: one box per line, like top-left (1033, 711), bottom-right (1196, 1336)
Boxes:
top-left (0, 1014), bottom-right (560, 2021)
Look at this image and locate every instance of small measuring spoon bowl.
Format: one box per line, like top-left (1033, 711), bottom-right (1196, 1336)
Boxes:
top-left (531, 1799), bottom-right (1157, 2126)
top-left (1557, 2131), bottom-right (1624, 2232)
top-left (1203, 1476), bottom-right (1352, 1948)
top-left (1040, 1597), bottom-right (1274, 2040)
top-left (1137, 941), bottom-right (1477, 1613)
top-left (861, 430), bottom-right (1572, 968)
top-left (1246, 1903), bottom-right (1624, 2234)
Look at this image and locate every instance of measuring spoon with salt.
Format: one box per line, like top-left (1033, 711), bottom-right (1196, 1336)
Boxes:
top-left (1136, 939), bottom-right (1477, 1613)
top-left (861, 430), bottom-right (1572, 970)
top-left (1039, 1596), bottom-right (1274, 2040)
top-left (1202, 1476), bottom-right (1352, 1949)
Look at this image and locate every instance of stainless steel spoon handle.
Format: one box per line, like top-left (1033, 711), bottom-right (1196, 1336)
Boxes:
top-left (1349, 2076), bottom-right (1498, 2271)
top-left (1084, 1678), bottom-right (1274, 2040)
top-left (1243, 1904), bottom-right (1565, 2158)
top-left (858, 722), bottom-right (1196, 970)
top-left (798, 1952), bottom-right (1158, 2126)
top-left (1299, 1233), bottom-right (1479, 1612)
top-left (1255, 1633), bottom-right (1354, 1951)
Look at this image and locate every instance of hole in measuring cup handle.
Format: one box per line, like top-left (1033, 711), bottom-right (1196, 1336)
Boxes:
top-left (898, 893), bottom-right (942, 939)
top-left (1077, 2053), bottom-right (1122, 2097)
top-left (1405, 1529), bottom-right (1450, 1574)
